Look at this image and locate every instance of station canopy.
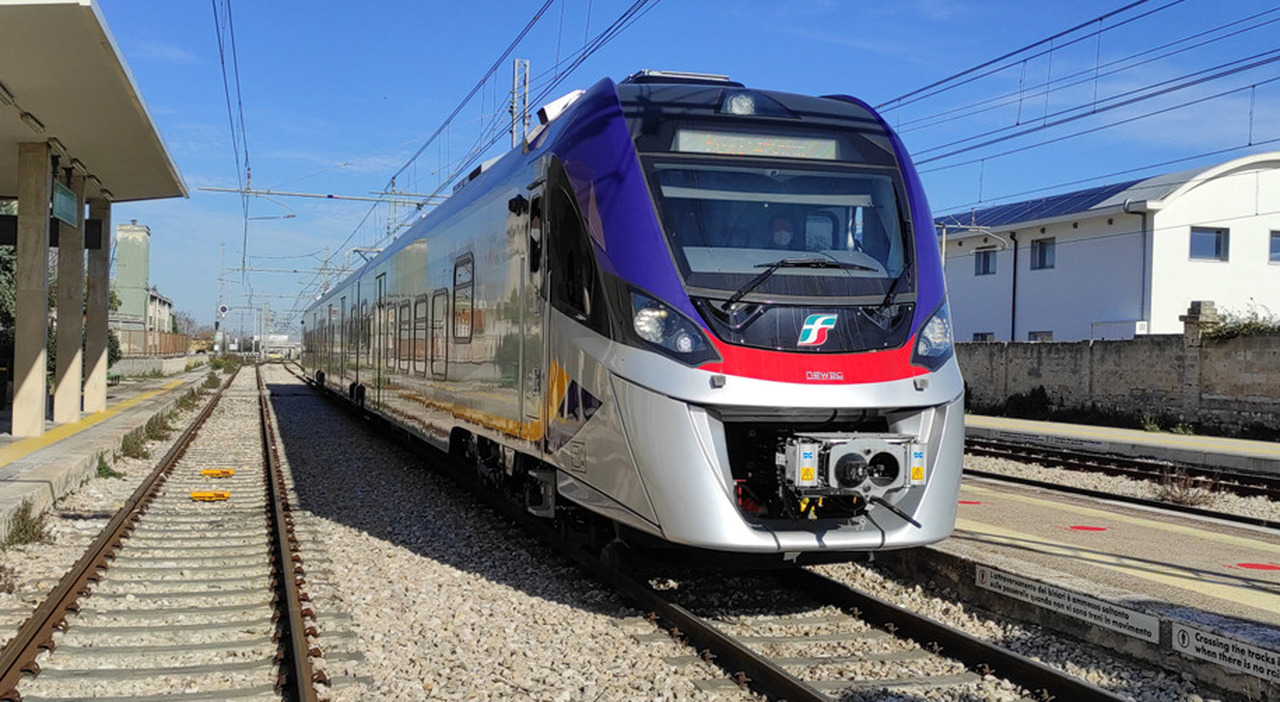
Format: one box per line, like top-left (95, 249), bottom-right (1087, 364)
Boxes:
top-left (0, 0), bottom-right (185, 203)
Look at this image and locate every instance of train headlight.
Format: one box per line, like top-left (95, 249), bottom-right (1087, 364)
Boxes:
top-left (911, 301), bottom-right (953, 371)
top-left (630, 291), bottom-right (720, 366)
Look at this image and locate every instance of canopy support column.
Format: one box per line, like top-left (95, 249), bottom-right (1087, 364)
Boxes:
top-left (12, 142), bottom-right (52, 437)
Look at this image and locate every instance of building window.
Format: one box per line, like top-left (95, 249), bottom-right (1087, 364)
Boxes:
top-left (974, 249), bottom-right (996, 276)
top-left (972, 332), bottom-right (996, 342)
top-left (1190, 227), bottom-right (1229, 261)
top-left (1270, 231), bottom-right (1279, 263)
top-left (1030, 238), bottom-right (1055, 270)
top-left (1028, 331), bottom-right (1053, 342)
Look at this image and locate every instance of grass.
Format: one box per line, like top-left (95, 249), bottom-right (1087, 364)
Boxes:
top-left (0, 564), bottom-right (17, 594)
top-left (120, 429), bottom-right (149, 459)
top-left (96, 453), bottom-right (122, 479)
top-left (176, 388), bottom-right (202, 412)
top-left (144, 412), bottom-right (174, 441)
top-left (1153, 469), bottom-right (1217, 507)
top-left (2, 500), bottom-right (48, 549)
top-left (203, 371), bottom-right (222, 390)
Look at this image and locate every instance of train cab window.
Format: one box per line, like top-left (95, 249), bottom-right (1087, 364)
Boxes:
top-left (453, 254), bottom-right (474, 343)
top-left (413, 297), bottom-right (427, 375)
top-left (545, 159), bottom-right (607, 333)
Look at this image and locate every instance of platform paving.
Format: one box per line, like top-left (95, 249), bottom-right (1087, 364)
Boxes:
top-left (966, 414), bottom-right (1280, 476)
top-left (0, 368), bottom-right (211, 540)
top-left (879, 476), bottom-right (1280, 698)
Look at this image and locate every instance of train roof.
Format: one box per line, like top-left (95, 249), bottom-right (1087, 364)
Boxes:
top-left (615, 75), bottom-right (890, 134)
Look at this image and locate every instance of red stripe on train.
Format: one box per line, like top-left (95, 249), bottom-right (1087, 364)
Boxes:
top-left (701, 335), bottom-right (926, 384)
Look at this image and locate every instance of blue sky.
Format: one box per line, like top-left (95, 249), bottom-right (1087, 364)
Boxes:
top-left (95, 0), bottom-right (1280, 334)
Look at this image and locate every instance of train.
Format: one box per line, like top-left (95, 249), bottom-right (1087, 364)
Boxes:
top-left (302, 70), bottom-right (964, 565)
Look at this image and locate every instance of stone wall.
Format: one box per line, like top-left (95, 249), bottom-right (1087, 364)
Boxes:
top-left (958, 303), bottom-right (1280, 433)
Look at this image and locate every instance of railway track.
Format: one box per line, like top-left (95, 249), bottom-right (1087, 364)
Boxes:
top-left (965, 437), bottom-right (1280, 530)
top-left (294, 365), bottom-right (1127, 701)
top-left (0, 366), bottom-right (319, 702)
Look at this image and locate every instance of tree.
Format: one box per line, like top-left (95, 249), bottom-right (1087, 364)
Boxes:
top-left (173, 311), bottom-right (199, 336)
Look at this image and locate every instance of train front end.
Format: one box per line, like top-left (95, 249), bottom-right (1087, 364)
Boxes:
top-left (547, 72), bottom-right (963, 561)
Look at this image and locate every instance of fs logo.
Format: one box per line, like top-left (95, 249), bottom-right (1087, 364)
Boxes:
top-left (797, 313), bottom-right (838, 347)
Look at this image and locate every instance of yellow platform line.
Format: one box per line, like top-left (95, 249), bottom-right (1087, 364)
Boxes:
top-left (962, 483), bottom-right (1280, 556)
top-left (0, 379), bottom-right (186, 469)
top-left (954, 518), bottom-right (1280, 614)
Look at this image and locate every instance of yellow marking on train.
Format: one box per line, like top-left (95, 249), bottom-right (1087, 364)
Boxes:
top-left (962, 483), bottom-right (1280, 555)
top-left (954, 518), bottom-right (1280, 614)
top-left (190, 491), bottom-right (230, 501)
top-left (0, 379), bottom-right (189, 469)
top-left (201, 469), bottom-right (236, 478)
top-left (391, 359), bottom-right (578, 444)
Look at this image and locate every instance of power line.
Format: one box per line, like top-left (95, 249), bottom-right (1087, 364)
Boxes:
top-left (896, 7), bottom-right (1280, 134)
top-left (878, 0), bottom-right (1184, 110)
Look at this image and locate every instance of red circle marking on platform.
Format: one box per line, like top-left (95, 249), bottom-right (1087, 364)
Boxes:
top-left (1068, 525), bottom-right (1108, 531)
top-left (958, 500), bottom-right (982, 505)
top-left (1235, 563), bottom-right (1280, 571)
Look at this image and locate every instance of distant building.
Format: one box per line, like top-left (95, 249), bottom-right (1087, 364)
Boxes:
top-left (937, 152), bottom-right (1280, 342)
top-left (112, 220), bottom-right (150, 332)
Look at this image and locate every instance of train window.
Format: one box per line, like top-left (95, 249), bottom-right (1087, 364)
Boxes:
top-left (545, 159), bottom-right (606, 332)
top-left (413, 297), bottom-right (427, 375)
top-left (453, 254), bottom-right (474, 343)
top-left (362, 302), bottom-right (371, 366)
top-left (529, 196), bottom-right (543, 275)
top-left (398, 301), bottom-right (411, 371)
top-left (384, 304), bottom-right (396, 367)
top-left (431, 288), bottom-right (448, 377)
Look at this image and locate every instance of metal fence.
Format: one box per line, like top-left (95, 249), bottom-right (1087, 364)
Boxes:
top-left (117, 330), bottom-right (190, 357)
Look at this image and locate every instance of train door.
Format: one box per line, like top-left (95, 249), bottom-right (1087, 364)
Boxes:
top-left (521, 168), bottom-right (547, 452)
top-left (374, 273), bottom-right (386, 406)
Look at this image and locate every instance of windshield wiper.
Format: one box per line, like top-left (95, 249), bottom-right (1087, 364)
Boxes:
top-left (722, 257), bottom-right (877, 311)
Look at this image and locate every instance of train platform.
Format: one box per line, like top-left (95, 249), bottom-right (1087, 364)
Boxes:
top-left (966, 414), bottom-right (1280, 476)
top-left (0, 369), bottom-right (209, 540)
top-left (879, 475), bottom-right (1280, 697)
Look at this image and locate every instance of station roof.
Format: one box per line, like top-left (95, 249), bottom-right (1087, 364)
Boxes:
top-left (0, 0), bottom-right (185, 203)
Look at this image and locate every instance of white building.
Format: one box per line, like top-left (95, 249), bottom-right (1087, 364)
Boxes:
top-left (938, 152), bottom-right (1280, 342)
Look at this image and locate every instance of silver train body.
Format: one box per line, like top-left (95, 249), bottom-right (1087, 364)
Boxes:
top-left (303, 72), bottom-right (964, 563)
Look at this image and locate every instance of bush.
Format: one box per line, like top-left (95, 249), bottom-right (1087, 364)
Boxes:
top-left (204, 371), bottom-right (222, 390)
top-left (144, 412), bottom-right (173, 441)
top-left (1202, 305), bottom-right (1280, 341)
top-left (2, 500), bottom-right (48, 549)
top-left (121, 430), bottom-right (149, 459)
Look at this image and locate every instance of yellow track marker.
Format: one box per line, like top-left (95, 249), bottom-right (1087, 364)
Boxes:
top-left (200, 469), bottom-right (235, 478)
top-left (190, 491), bottom-right (230, 501)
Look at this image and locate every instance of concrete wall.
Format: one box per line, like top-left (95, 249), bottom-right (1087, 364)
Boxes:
top-left (959, 328), bottom-right (1280, 432)
top-left (111, 355), bottom-right (198, 377)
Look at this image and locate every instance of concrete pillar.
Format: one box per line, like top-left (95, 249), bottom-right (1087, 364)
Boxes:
top-left (1178, 300), bottom-right (1217, 419)
top-left (13, 142), bottom-right (52, 437)
top-left (53, 174), bottom-right (85, 424)
top-left (83, 198), bottom-right (111, 413)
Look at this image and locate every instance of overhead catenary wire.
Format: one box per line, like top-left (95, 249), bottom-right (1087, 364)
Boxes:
top-left (877, 0), bottom-right (1185, 111)
top-left (281, 0), bottom-right (662, 331)
top-left (895, 6), bottom-right (1280, 134)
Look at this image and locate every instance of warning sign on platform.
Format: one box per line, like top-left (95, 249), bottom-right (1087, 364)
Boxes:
top-left (975, 565), bottom-right (1159, 642)
top-left (1172, 623), bottom-right (1280, 685)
